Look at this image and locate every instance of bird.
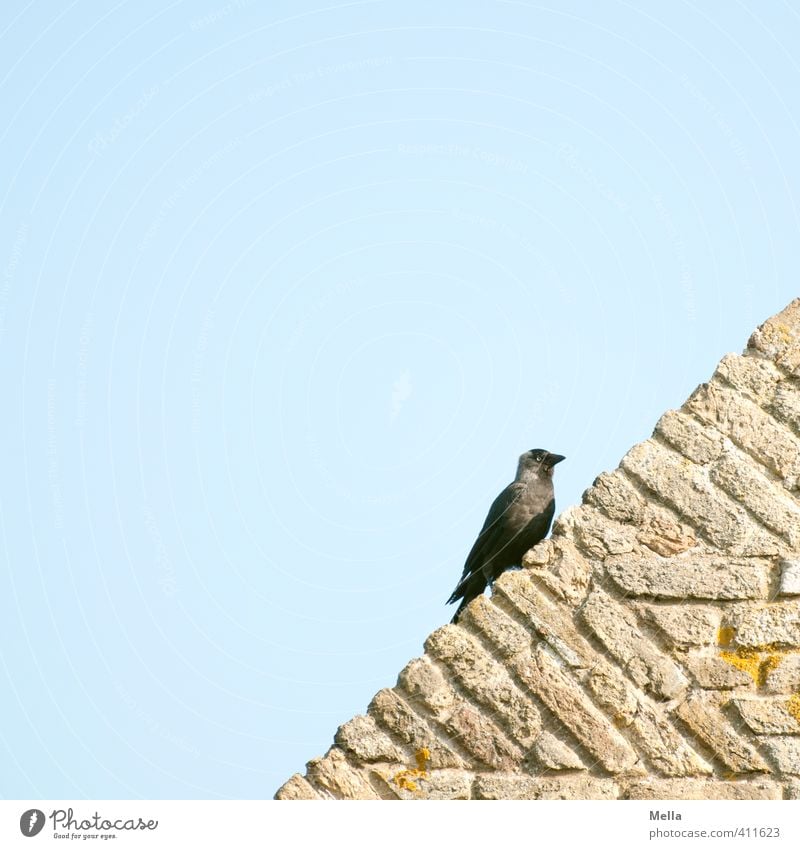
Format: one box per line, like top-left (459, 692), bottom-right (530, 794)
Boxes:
top-left (446, 449), bottom-right (565, 623)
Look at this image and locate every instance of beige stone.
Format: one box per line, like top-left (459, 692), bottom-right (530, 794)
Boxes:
top-left (398, 657), bottom-right (523, 770)
top-left (639, 604), bottom-right (720, 648)
top-left (334, 715), bottom-right (405, 763)
top-left (621, 440), bottom-right (779, 554)
top-left (371, 768), bottom-right (473, 800)
top-left (424, 625), bottom-right (541, 747)
top-left (685, 381), bottom-right (800, 489)
top-left (474, 775), bottom-right (619, 800)
top-left (510, 645), bottom-right (640, 774)
top-left (675, 693), bottom-right (769, 774)
top-left (763, 654), bottom-right (800, 694)
top-left (532, 732), bottom-right (585, 770)
top-left (522, 537), bottom-right (594, 605)
top-left (306, 748), bottom-right (380, 799)
top-left (761, 738), bottom-right (800, 775)
top-left (780, 559), bottom-right (800, 596)
top-left (727, 602), bottom-right (800, 647)
top-left (683, 655), bottom-right (754, 689)
top-left (624, 778), bottom-right (782, 800)
top-left (747, 297), bottom-right (800, 373)
top-left (605, 553), bottom-right (771, 600)
top-left (274, 774), bottom-right (322, 800)
top-left (367, 689), bottom-right (463, 769)
top-left (580, 587), bottom-right (688, 699)
top-left (732, 699), bottom-right (800, 734)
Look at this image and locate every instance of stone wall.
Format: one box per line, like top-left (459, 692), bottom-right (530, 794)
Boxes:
top-left (276, 299), bottom-right (800, 800)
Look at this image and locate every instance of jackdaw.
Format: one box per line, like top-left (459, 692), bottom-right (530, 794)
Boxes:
top-left (446, 449), bottom-right (565, 622)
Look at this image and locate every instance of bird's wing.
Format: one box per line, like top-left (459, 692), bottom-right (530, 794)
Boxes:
top-left (447, 482), bottom-right (525, 602)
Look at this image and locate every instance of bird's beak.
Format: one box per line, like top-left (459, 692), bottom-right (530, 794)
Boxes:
top-left (547, 454), bottom-right (566, 466)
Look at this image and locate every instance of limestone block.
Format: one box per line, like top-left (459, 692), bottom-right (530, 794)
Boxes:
top-left (685, 381), bottom-right (800, 488)
top-left (398, 657), bottom-right (523, 770)
top-left (368, 689), bottom-right (463, 769)
top-left (683, 656), bottom-right (754, 689)
top-left (731, 699), bottom-right (800, 734)
top-left (727, 602), bottom-right (800, 647)
top-left (532, 732), bottom-right (585, 770)
top-left (424, 625), bottom-right (541, 747)
top-left (715, 353), bottom-right (781, 407)
top-left (459, 595), bottom-right (531, 658)
top-left (522, 537), bottom-right (593, 605)
top-left (639, 604), bottom-right (720, 648)
top-left (580, 587), bottom-right (688, 699)
top-left (274, 774), bottom-right (322, 800)
top-left (334, 715), bottom-right (405, 763)
top-left (675, 693), bottom-right (769, 774)
top-left (621, 441), bottom-right (779, 554)
top-left (306, 748), bottom-right (380, 799)
top-left (761, 738), bottom-right (800, 775)
top-left (582, 470), bottom-right (647, 524)
top-left (748, 297), bottom-right (800, 374)
top-left (763, 654), bottom-right (800, 694)
top-left (474, 775), bottom-right (619, 800)
top-left (656, 409), bottom-right (725, 465)
top-left (511, 645), bottom-right (640, 774)
top-left (780, 560), bottom-right (800, 596)
top-left (624, 778), bottom-right (781, 800)
top-left (605, 553), bottom-right (771, 600)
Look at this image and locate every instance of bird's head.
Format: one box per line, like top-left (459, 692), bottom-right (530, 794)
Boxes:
top-left (519, 449), bottom-right (566, 478)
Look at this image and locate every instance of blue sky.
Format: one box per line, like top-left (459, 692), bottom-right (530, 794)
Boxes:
top-left (0, 0), bottom-right (798, 799)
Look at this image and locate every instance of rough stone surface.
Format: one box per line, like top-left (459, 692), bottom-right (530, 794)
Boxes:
top-left (780, 560), bottom-right (800, 596)
top-left (532, 732), bottom-right (585, 770)
top-left (620, 440), bottom-right (779, 555)
top-left (683, 656), bottom-right (755, 690)
top-left (732, 699), bottom-right (800, 734)
top-left (367, 689), bottom-right (463, 769)
top-left (424, 625), bottom-right (542, 747)
top-left (305, 748), bottom-right (380, 799)
top-left (656, 409), bottom-right (725, 465)
top-left (274, 774), bottom-right (322, 800)
top-left (727, 603), bottom-right (800, 647)
top-left (761, 738), bottom-right (800, 775)
top-left (276, 300), bottom-right (800, 800)
top-left (605, 554), bottom-right (771, 600)
top-left (334, 715), bottom-right (405, 763)
top-left (624, 779), bottom-right (782, 800)
top-left (398, 657), bottom-right (523, 770)
top-left (580, 587), bottom-right (688, 699)
top-left (474, 775), bottom-right (620, 800)
top-left (748, 298), bottom-right (800, 374)
top-left (763, 654), bottom-right (800, 694)
top-left (371, 768), bottom-right (473, 800)
top-left (522, 538), bottom-right (593, 605)
top-left (675, 693), bottom-right (769, 774)
top-left (639, 604), bottom-right (720, 648)
top-left (685, 381), bottom-right (800, 490)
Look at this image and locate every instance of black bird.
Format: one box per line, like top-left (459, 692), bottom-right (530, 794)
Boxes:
top-left (446, 449), bottom-right (565, 623)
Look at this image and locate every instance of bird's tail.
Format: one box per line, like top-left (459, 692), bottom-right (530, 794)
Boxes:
top-left (450, 598), bottom-right (469, 624)
top-left (447, 577), bottom-right (485, 623)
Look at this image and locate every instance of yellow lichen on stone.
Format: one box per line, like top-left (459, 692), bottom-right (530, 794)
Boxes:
top-left (787, 694), bottom-right (800, 728)
top-left (719, 648), bottom-right (761, 684)
top-left (759, 654), bottom-right (781, 685)
top-left (393, 748), bottom-right (431, 794)
top-left (414, 747), bottom-right (431, 772)
top-left (717, 626), bottom-right (736, 648)
top-left (718, 645), bottom-right (783, 687)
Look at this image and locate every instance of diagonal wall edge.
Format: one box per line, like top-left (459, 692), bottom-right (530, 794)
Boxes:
top-left (276, 298), bottom-right (800, 800)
